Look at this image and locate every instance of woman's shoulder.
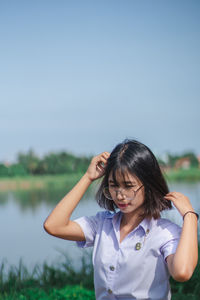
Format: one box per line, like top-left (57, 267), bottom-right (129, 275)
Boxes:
top-left (156, 217), bottom-right (181, 228)
top-left (152, 217), bottom-right (182, 237)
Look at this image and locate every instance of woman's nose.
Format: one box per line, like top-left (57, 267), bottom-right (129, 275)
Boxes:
top-left (116, 189), bottom-right (125, 200)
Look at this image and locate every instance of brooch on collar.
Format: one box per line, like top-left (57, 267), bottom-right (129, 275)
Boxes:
top-left (135, 228), bottom-right (150, 251)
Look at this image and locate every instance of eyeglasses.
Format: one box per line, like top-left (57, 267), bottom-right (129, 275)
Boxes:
top-left (103, 185), bottom-right (143, 201)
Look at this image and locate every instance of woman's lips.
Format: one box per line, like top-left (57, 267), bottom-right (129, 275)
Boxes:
top-left (117, 203), bottom-right (129, 208)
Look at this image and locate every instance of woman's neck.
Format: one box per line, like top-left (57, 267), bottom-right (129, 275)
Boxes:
top-left (120, 211), bottom-right (144, 231)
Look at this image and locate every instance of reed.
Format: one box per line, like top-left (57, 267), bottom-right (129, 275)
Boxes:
top-left (0, 253), bottom-right (93, 295)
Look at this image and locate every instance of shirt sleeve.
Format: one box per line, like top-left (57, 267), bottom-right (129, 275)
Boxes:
top-left (160, 222), bottom-right (182, 261)
top-left (73, 211), bottom-right (107, 248)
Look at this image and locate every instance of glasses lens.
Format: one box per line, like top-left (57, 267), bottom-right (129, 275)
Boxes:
top-left (125, 190), bottom-right (135, 200)
top-left (103, 186), bottom-right (142, 201)
top-left (103, 187), bottom-right (113, 200)
top-left (113, 187), bottom-right (136, 200)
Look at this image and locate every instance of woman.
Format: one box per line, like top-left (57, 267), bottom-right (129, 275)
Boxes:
top-left (44, 139), bottom-right (198, 299)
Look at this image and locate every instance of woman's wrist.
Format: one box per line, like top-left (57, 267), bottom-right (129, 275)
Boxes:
top-left (183, 211), bottom-right (199, 221)
top-left (83, 172), bottom-right (94, 184)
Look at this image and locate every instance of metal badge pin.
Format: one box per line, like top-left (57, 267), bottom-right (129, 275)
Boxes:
top-left (135, 228), bottom-right (150, 251)
top-left (135, 242), bottom-right (142, 250)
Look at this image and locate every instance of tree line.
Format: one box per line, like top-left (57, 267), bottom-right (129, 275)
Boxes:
top-left (0, 150), bottom-right (92, 177)
top-left (0, 149), bottom-right (199, 177)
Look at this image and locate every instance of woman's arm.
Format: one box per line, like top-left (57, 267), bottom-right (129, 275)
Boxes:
top-left (164, 192), bottom-right (198, 282)
top-left (43, 151), bottom-right (110, 241)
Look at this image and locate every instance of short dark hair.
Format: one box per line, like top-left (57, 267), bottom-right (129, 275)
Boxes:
top-left (96, 139), bottom-right (171, 219)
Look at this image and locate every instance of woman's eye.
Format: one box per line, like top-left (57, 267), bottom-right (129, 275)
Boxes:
top-left (125, 185), bottom-right (135, 189)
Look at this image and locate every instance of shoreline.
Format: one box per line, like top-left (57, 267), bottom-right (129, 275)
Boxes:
top-left (0, 173), bottom-right (84, 191)
top-left (0, 168), bottom-right (200, 191)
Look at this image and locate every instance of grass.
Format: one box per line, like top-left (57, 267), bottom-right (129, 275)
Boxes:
top-left (165, 168), bottom-right (200, 182)
top-left (0, 248), bottom-right (199, 300)
top-left (0, 173), bottom-right (84, 191)
top-left (0, 253), bottom-right (94, 293)
top-left (0, 252), bottom-right (94, 299)
top-left (0, 285), bottom-right (95, 300)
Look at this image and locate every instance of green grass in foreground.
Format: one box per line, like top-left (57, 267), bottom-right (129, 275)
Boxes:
top-left (0, 248), bottom-right (199, 300)
top-left (0, 285), bottom-right (95, 300)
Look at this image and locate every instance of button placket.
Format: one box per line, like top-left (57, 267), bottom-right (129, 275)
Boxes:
top-left (107, 261), bottom-right (117, 280)
top-left (106, 249), bottom-right (119, 294)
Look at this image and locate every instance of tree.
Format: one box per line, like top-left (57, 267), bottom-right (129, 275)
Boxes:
top-left (17, 149), bottom-right (40, 174)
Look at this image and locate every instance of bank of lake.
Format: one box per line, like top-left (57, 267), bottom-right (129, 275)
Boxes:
top-left (0, 168), bottom-right (200, 192)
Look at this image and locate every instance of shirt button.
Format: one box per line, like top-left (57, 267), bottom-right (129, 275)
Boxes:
top-left (108, 289), bottom-right (113, 294)
top-left (109, 265), bottom-right (115, 271)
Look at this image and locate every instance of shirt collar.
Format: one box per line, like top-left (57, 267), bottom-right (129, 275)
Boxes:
top-left (106, 210), bottom-right (153, 234)
top-left (104, 210), bottom-right (119, 219)
top-left (139, 218), bottom-right (152, 234)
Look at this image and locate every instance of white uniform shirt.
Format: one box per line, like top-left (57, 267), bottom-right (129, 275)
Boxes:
top-left (74, 211), bottom-right (181, 300)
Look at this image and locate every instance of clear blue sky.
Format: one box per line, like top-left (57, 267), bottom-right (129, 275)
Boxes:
top-left (0, 0), bottom-right (199, 162)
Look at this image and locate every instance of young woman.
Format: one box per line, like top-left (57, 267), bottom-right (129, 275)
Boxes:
top-left (44, 139), bottom-right (198, 300)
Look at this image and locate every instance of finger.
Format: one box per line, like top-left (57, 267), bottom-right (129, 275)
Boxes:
top-left (99, 156), bottom-right (108, 165)
top-left (99, 153), bottom-right (110, 164)
top-left (163, 195), bottom-right (176, 202)
top-left (96, 157), bottom-right (106, 166)
top-left (164, 195), bottom-right (176, 200)
top-left (164, 192), bottom-right (180, 198)
top-left (105, 152), bottom-right (110, 157)
top-left (165, 191), bottom-right (177, 195)
top-left (93, 152), bottom-right (110, 169)
top-left (163, 196), bottom-right (173, 201)
top-left (101, 152), bottom-right (110, 160)
top-left (96, 164), bottom-right (104, 171)
top-left (96, 164), bottom-right (106, 173)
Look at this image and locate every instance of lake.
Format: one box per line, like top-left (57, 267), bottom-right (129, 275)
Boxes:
top-left (0, 181), bottom-right (200, 271)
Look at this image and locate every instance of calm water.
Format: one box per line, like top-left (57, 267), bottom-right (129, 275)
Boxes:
top-left (0, 182), bottom-right (200, 270)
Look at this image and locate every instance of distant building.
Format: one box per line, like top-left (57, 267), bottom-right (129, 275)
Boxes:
top-left (3, 161), bottom-right (11, 167)
top-left (174, 157), bottom-right (191, 170)
top-left (197, 155), bottom-right (200, 168)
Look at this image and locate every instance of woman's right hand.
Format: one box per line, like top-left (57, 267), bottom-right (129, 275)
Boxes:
top-left (85, 152), bottom-right (110, 182)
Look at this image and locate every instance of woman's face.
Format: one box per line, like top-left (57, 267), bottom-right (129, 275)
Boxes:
top-left (108, 170), bottom-right (145, 215)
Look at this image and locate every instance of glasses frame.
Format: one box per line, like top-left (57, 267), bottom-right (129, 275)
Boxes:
top-left (103, 184), bottom-right (143, 201)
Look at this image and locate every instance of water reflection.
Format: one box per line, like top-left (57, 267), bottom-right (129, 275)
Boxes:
top-left (0, 192), bottom-right (8, 206)
top-left (0, 181), bottom-right (199, 213)
top-left (0, 181), bottom-right (199, 269)
top-left (0, 185), bottom-right (95, 212)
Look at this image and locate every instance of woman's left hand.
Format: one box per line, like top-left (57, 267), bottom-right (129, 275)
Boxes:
top-left (164, 192), bottom-right (194, 217)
